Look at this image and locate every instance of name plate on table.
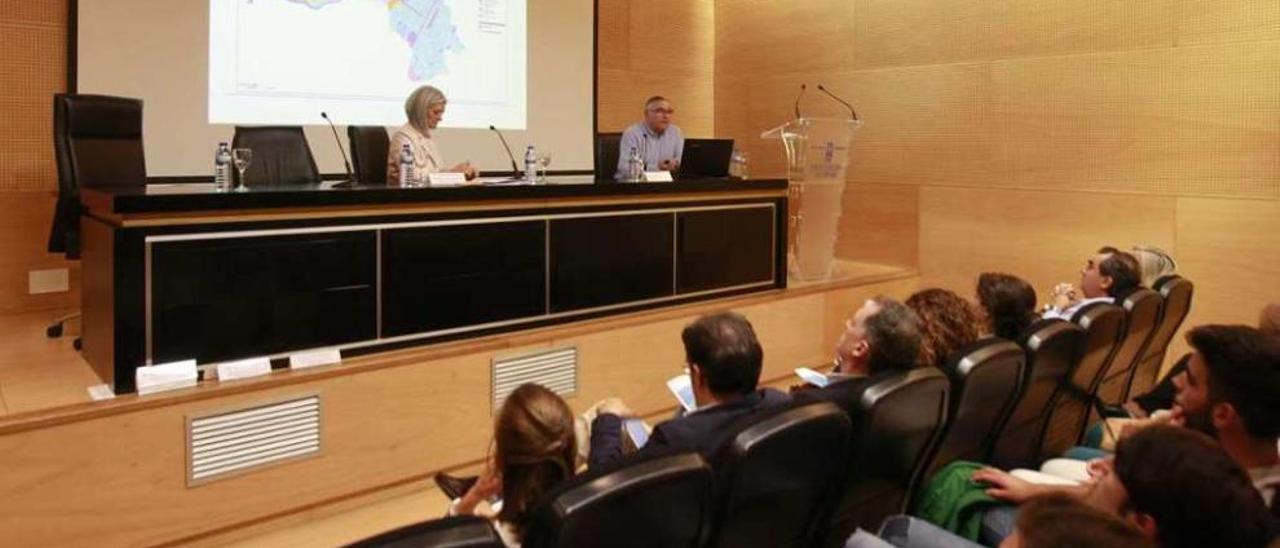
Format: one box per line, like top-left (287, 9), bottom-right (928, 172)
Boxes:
top-left (216, 357), bottom-right (272, 381)
top-left (289, 348), bottom-right (342, 370)
top-left (642, 171), bottom-right (674, 182)
top-left (136, 359), bottom-right (198, 395)
top-left (428, 172), bottom-right (467, 186)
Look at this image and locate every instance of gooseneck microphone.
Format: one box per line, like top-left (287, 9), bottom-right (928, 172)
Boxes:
top-left (816, 84), bottom-right (859, 121)
top-left (794, 83), bottom-right (807, 119)
top-left (320, 112), bottom-right (355, 183)
top-left (489, 124), bottom-right (520, 176)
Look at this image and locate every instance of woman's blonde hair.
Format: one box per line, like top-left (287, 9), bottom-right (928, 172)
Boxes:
top-left (1130, 245), bottom-right (1177, 288)
top-left (405, 85), bottom-right (446, 133)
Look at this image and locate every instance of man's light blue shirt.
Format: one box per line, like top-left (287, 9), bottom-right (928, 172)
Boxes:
top-left (615, 122), bottom-right (684, 180)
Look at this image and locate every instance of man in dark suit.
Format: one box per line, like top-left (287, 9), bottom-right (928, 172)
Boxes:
top-left (588, 311), bottom-right (789, 469)
top-left (795, 296), bottom-right (923, 417)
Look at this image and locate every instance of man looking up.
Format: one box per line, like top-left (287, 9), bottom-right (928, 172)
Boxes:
top-left (1042, 246), bottom-right (1141, 320)
top-left (615, 96), bottom-right (684, 180)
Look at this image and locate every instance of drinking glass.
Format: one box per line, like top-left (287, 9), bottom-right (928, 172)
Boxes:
top-left (232, 148), bottom-right (253, 191)
top-left (536, 151), bottom-right (552, 183)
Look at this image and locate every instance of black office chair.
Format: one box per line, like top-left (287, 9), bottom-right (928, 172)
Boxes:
top-left (821, 368), bottom-right (950, 547)
top-left (989, 319), bottom-right (1084, 468)
top-left (594, 132), bottom-right (622, 181)
top-left (523, 449), bottom-right (713, 548)
top-left (1093, 289), bottom-right (1163, 407)
top-left (348, 125), bottom-right (390, 185)
top-left (346, 515), bottom-right (504, 548)
top-left (48, 94), bottom-right (148, 344)
top-left (709, 401), bottom-right (852, 548)
top-left (1039, 302), bottom-right (1124, 456)
top-left (921, 338), bottom-right (1025, 481)
top-left (231, 126), bottom-right (321, 186)
top-left (1126, 276), bottom-right (1193, 399)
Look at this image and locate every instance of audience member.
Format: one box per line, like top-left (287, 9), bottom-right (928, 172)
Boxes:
top-left (795, 296), bottom-right (922, 417)
top-left (976, 272), bottom-right (1038, 341)
top-left (975, 426), bottom-right (1273, 548)
top-left (1000, 493), bottom-right (1153, 548)
top-left (587, 312), bottom-right (788, 468)
top-left (1130, 245), bottom-right (1177, 288)
top-left (1042, 247), bottom-right (1141, 321)
top-left (451, 383), bottom-right (577, 547)
top-left (907, 288), bottom-right (983, 369)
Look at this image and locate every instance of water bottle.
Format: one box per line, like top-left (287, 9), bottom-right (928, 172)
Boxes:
top-left (213, 143), bottom-right (232, 191)
top-left (398, 143), bottom-right (415, 187)
top-left (524, 145), bottom-right (537, 182)
top-left (730, 149), bottom-right (750, 180)
top-left (626, 147), bottom-right (644, 182)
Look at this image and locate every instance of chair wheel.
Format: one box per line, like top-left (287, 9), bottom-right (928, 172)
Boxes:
top-left (47, 324), bottom-right (63, 338)
top-left (73, 338), bottom-right (83, 351)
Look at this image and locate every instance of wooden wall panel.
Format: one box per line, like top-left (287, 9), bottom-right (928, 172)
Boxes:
top-left (596, 0), bottom-right (715, 135)
top-left (0, 0), bottom-right (65, 192)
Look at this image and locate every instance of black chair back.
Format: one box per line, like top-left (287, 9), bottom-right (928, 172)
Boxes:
top-left (348, 125), bottom-right (390, 185)
top-left (1095, 289), bottom-right (1163, 406)
top-left (346, 515), bottom-right (504, 548)
top-left (231, 126), bottom-right (321, 186)
top-left (989, 319), bottom-right (1084, 468)
top-left (524, 449), bottom-right (713, 548)
top-left (1040, 302), bottom-right (1124, 455)
top-left (595, 132), bottom-right (622, 180)
top-left (1128, 276), bottom-right (1193, 398)
top-left (710, 401), bottom-right (851, 548)
top-left (822, 368), bottom-right (949, 547)
top-left (50, 94), bottom-right (147, 258)
top-left (922, 338), bottom-right (1025, 479)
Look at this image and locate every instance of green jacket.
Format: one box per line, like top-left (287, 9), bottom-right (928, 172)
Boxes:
top-left (912, 460), bottom-right (1000, 542)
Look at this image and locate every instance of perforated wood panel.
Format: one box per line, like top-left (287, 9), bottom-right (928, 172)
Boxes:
top-left (0, 0), bottom-right (67, 191)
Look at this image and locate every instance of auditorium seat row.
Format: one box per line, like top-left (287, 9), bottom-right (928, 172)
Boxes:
top-left (350, 275), bottom-right (1194, 547)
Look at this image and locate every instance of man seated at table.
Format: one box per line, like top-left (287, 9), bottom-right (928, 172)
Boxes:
top-left (587, 311), bottom-right (788, 468)
top-left (614, 96), bottom-right (685, 180)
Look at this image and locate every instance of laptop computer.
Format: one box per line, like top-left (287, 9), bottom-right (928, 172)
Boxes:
top-left (678, 138), bottom-right (734, 179)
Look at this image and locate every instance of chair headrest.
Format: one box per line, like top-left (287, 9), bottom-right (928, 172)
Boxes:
top-left (58, 94), bottom-right (144, 140)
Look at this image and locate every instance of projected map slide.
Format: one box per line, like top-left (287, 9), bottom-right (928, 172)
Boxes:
top-left (209, 0), bottom-right (526, 129)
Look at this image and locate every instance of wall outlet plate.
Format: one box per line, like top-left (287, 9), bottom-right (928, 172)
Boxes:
top-left (28, 268), bottom-right (69, 294)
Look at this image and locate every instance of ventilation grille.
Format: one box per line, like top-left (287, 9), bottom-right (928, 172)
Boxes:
top-left (187, 395), bottom-right (321, 485)
top-left (492, 347), bottom-right (578, 411)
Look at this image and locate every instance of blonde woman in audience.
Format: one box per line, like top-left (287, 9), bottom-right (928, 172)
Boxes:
top-left (1129, 245), bottom-right (1177, 288)
top-left (450, 383), bottom-right (577, 547)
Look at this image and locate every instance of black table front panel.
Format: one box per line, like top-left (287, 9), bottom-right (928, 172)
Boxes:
top-left (150, 231), bottom-right (377, 364)
top-left (381, 221), bottom-right (546, 337)
top-left (676, 207), bottom-right (776, 294)
top-left (549, 213), bottom-right (675, 313)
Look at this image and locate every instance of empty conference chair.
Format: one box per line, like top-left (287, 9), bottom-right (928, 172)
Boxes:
top-left (348, 125), bottom-right (390, 184)
top-left (48, 94), bottom-right (148, 343)
top-left (709, 401), bottom-right (852, 548)
top-left (1039, 302), bottom-right (1124, 456)
top-left (231, 126), bottom-right (321, 186)
top-left (594, 132), bottom-right (622, 181)
top-left (989, 319), bottom-right (1084, 468)
top-left (523, 449), bottom-right (713, 548)
top-left (920, 338), bottom-right (1025, 481)
top-left (821, 368), bottom-right (950, 547)
top-left (1093, 288), bottom-right (1163, 407)
top-left (1126, 275), bottom-right (1194, 399)
top-left (346, 515), bottom-right (504, 548)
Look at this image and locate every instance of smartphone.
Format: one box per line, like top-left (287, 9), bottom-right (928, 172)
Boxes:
top-left (666, 374), bottom-right (697, 412)
top-left (623, 418), bottom-right (650, 449)
top-left (794, 367), bottom-right (831, 388)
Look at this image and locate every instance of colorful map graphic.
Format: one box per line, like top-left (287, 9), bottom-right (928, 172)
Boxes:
top-left (286, 0), bottom-right (464, 81)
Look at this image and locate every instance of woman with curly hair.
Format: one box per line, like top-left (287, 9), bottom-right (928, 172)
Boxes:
top-left (906, 288), bottom-right (984, 369)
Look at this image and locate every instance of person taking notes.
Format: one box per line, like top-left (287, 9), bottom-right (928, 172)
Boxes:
top-left (615, 96), bottom-right (685, 180)
top-left (387, 85), bottom-right (478, 185)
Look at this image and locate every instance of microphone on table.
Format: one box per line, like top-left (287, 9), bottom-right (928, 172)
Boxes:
top-left (489, 124), bottom-right (520, 177)
top-left (816, 84), bottom-right (859, 121)
top-left (320, 111), bottom-right (356, 186)
top-left (794, 83), bottom-right (806, 119)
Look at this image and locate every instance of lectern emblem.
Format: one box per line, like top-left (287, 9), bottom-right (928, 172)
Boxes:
top-left (823, 141), bottom-right (835, 163)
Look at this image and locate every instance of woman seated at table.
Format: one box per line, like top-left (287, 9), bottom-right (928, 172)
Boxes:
top-left (387, 85), bottom-right (478, 185)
